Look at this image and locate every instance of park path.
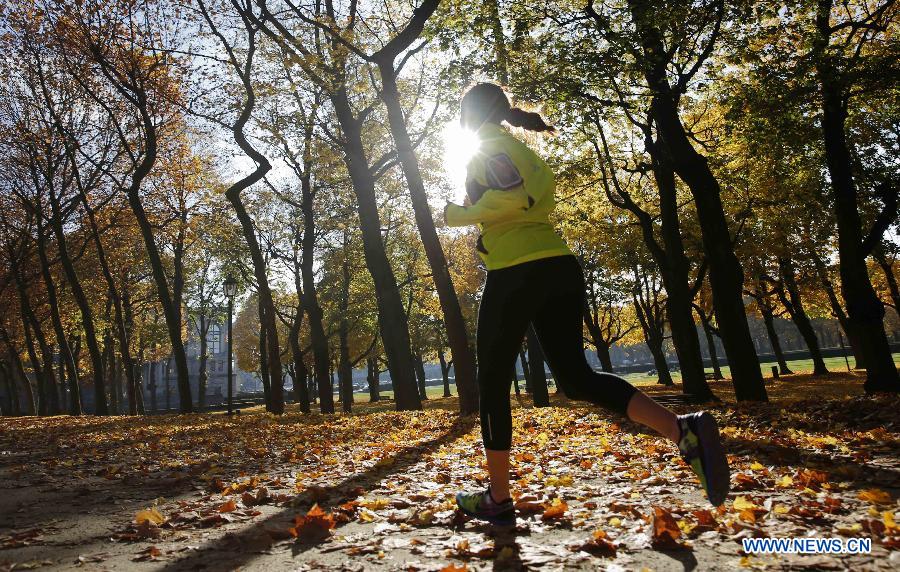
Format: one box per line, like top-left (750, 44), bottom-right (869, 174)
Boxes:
top-left (1, 378), bottom-right (899, 570)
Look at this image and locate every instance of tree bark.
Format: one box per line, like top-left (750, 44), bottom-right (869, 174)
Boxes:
top-left (288, 304), bottom-right (310, 413)
top-left (298, 174), bottom-right (333, 414)
top-left (695, 306), bottom-right (723, 380)
top-left (45, 188), bottom-right (98, 413)
top-left (810, 247), bottom-right (865, 368)
top-left (814, 0), bottom-right (899, 392)
top-left (777, 257), bottom-right (828, 374)
top-left (367, 357), bottom-right (381, 402)
top-left (438, 347), bottom-right (452, 397)
top-left (627, 0), bottom-right (766, 401)
top-left (759, 301), bottom-right (793, 375)
top-left (198, 314), bottom-right (209, 411)
top-left (526, 326), bottom-right (550, 407)
top-left (34, 222), bottom-right (81, 414)
top-left (257, 307), bottom-right (272, 405)
top-left (414, 352), bottom-right (428, 400)
top-left (329, 87), bottom-right (421, 411)
top-left (375, 62), bottom-right (479, 415)
top-left (519, 348), bottom-right (532, 393)
top-left (1, 332), bottom-right (33, 415)
top-left (873, 246), bottom-right (900, 314)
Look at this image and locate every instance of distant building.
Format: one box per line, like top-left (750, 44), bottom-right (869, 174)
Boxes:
top-left (144, 319), bottom-right (242, 410)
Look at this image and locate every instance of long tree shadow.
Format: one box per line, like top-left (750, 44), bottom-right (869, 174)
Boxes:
top-left (157, 415), bottom-right (478, 571)
top-left (724, 436), bottom-right (900, 492)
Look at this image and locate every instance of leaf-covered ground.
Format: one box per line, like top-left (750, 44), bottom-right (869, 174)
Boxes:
top-left (1, 372), bottom-right (898, 571)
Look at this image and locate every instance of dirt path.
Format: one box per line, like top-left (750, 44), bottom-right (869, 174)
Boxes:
top-left (1, 380), bottom-right (898, 571)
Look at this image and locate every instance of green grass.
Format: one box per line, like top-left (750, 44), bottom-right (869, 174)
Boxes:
top-left (370, 352), bottom-right (900, 399)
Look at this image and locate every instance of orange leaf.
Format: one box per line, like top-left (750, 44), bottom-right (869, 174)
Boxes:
top-left (651, 506), bottom-right (683, 549)
top-left (541, 499), bottom-right (568, 521)
top-left (289, 503), bottom-right (336, 543)
top-left (218, 500), bottom-right (237, 513)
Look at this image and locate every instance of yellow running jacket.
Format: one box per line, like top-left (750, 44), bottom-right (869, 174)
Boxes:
top-left (444, 122), bottom-right (572, 270)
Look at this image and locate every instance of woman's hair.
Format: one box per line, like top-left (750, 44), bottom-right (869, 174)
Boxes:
top-left (461, 82), bottom-right (555, 133)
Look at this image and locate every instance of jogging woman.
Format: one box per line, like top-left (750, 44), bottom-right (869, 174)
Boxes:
top-left (446, 83), bottom-right (730, 527)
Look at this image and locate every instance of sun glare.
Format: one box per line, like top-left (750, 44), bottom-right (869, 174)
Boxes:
top-left (442, 122), bottom-right (480, 198)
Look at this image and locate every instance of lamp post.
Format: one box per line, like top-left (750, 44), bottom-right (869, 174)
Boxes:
top-left (223, 276), bottom-right (237, 415)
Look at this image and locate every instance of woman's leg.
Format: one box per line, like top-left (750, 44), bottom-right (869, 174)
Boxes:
top-left (530, 257), bottom-right (679, 441)
top-left (531, 256), bottom-right (730, 505)
top-left (473, 266), bottom-right (533, 502)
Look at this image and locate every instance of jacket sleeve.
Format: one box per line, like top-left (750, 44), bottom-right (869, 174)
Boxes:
top-left (444, 188), bottom-right (530, 227)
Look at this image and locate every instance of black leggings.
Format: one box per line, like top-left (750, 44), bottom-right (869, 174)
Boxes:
top-left (477, 255), bottom-right (638, 450)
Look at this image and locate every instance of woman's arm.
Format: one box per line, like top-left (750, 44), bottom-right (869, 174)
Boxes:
top-left (444, 188), bottom-right (529, 227)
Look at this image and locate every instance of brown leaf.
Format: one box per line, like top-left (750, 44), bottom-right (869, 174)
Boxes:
top-left (288, 503), bottom-right (336, 543)
top-left (577, 529), bottom-right (617, 557)
top-left (132, 546), bottom-right (161, 562)
top-left (651, 506), bottom-right (684, 550)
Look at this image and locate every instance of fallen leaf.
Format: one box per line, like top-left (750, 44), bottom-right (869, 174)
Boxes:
top-left (651, 506), bottom-right (684, 550)
top-left (541, 499), bottom-right (568, 521)
top-left (858, 489), bottom-right (892, 505)
top-left (289, 504), bottom-right (336, 543)
top-left (135, 508), bottom-right (165, 525)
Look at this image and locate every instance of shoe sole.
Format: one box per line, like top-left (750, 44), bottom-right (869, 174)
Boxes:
top-left (693, 412), bottom-right (730, 506)
top-left (455, 494), bottom-right (516, 527)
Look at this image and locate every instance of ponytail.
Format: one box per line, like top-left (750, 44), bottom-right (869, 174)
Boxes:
top-left (461, 82), bottom-right (555, 134)
top-left (505, 107), bottom-right (556, 133)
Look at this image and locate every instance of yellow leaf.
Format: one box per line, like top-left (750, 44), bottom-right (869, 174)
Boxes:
top-left (884, 511), bottom-right (897, 531)
top-left (774, 505), bottom-right (790, 515)
top-left (858, 489), bottom-right (892, 505)
top-left (608, 517), bottom-right (622, 527)
top-left (135, 508), bottom-right (165, 525)
top-left (733, 496), bottom-right (758, 511)
top-left (749, 462), bottom-right (765, 471)
top-left (775, 475), bottom-right (794, 488)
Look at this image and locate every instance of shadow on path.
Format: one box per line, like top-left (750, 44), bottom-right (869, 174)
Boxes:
top-left (158, 415), bottom-right (478, 570)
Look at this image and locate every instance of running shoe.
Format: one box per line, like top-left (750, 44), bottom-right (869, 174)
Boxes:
top-left (677, 411), bottom-right (730, 506)
top-left (455, 488), bottom-right (515, 526)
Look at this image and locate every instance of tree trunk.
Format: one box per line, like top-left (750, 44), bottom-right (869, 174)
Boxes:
top-left (198, 314), bottom-right (208, 411)
top-left (258, 309), bottom-right (272, 405)
top-left (297, 177), bottom-right (334, 414)
top-left (414, 352), bottom-right (428, 400)
top-left (367, 357), bottom-right (381, 402)
top-left (652, 145), bottom-right (711, 396)
top-left (696, 308), bottom-right (723, 380)
top-left (438, 347), bottom-right (452, 397)
top-left (329, 86), bottom-right (420, 411)
top-left (148, 359), bottom-right (157, 413)
top-left (338, 324), bottom-right (353, 414)
top-left (583, 305), bottom-right (615, 373)
top-left (634, 299), bottom-right (674, 386)
top-left (288, 305), bottom-right (310, 413)
top-left (777, 257), bottom-right (828, 375)
top-left (2, 336), bottom-right (31, 415)
top-left (519, 348), bottom-right (532, 393)
top-left (375, 63), bottom-right (478, 415)
top-left (627, 1), bottom-right (766, 401)
top-left (34, 224), bottom-right (81, 415)
top-left (814, 0), bottom-right (898, 392)
top-left (760, 303), bottom-right (793, 375)
top-left (810, 248), bottom-right (865, 368)
top-left (526, 326), bottom-right (550, 407)
top-left (164, 357), bottom-right (171, 411)
top-left (873, 247), bottom-right (900, 316)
